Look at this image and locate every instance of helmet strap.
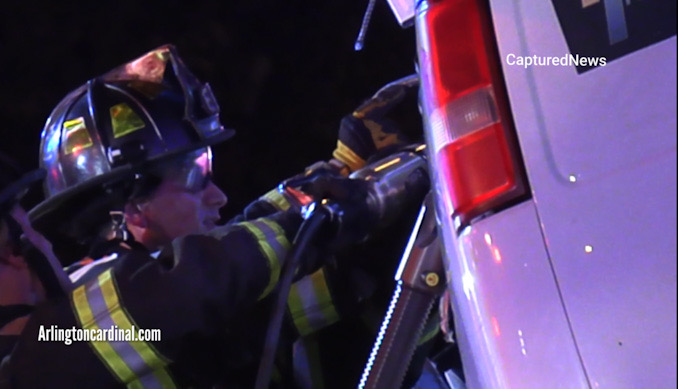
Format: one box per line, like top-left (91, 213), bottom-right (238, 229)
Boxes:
top-left (106, 210), bottom-right (129, 242)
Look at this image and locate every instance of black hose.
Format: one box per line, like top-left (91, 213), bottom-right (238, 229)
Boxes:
top-left (254, 206), bottom-right (330, 389)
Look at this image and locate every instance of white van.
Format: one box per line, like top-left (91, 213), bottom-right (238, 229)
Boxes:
top-left (390, 0), bottom-right (677, 387)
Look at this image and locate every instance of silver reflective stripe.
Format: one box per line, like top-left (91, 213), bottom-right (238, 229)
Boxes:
top-left (135, 371), bottom-right (166, 389)
top-left (84, 277), bottom-right (152, 375)
top-left (251, 219), bottom-right (288, 261)
top-left (262, 188), bottom-right (291, 211)
top-left (239, 218), bottom-right (290, 299)
top-left (72, 269), bottom-right (176, 388)
top-left (69, 253), bottom-right (119, 283)
top-left (293, 337), bottom-right (325, 389)
top-left (288, 269), bottom-right (340, 336)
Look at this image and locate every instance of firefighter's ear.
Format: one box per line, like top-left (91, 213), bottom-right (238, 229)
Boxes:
top-left (123, 202), bottom-right (147, 229)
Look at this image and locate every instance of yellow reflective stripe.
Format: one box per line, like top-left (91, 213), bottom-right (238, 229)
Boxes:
top-left (261, 188), bottom-right (291, 211)
top-left (288, 269), bottom-right (339, 336)
top-left (72, 283), bottom-right (137, 383)
top-left (332, 140), bottom-right (366, 172)
top-left (240, 222), bottom-right (279, 300)
top-left (309, 270), bottom-right (339, 328)
top-left (304, 338), bottom-right (325, 389)
top-left (127, 380), bottom-right (144, 389)
top-left (259, 219), bottom-right (291, 254)
top-left (287, 285), bottom-right (307, 335)
top-left (150, 369), bottom-right (176, 388)
top-left (239, 219), bottom-right (290, 300)
top-left (98, 271), bottom-right (171, 370)
top-left (257, 219), bottom-right (290, 297)
top-left (293, 336), bottom-right (325, 389)
top-left (72, 283), bottom-right (95, 326)
top-left (71, 269), bottom-right (176, 388)
top-left (127, 368), bottom-right (176, 389)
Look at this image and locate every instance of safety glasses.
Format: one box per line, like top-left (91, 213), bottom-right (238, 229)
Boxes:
top-left (160, 147), bottom-right (214, 193)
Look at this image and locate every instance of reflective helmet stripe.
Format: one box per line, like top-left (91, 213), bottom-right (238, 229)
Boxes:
top-left (287, 268), bottom-right (340, 337)
top-left (239, 219), bottom-right (290, 300)
top-left (71, 268), bottom-right (176, 388)
top-left (261, 188), bottom-right (291, 211)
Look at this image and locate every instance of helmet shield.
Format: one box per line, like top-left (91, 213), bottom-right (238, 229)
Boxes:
top-left (156, 147), bottom-right (213, 194)
top-left (132, 147), bottom-right (214, 200)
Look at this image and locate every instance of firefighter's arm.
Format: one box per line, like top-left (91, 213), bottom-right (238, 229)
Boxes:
top-left (147, 209), bottom-right (303, 325)
top-left (0, 211), bottom-right (304, 389)
top-left (230, 183), bottom-right (377, 340)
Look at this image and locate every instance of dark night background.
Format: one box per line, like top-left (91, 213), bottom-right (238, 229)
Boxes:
top-left (0, 0), bottom-right (420, 221)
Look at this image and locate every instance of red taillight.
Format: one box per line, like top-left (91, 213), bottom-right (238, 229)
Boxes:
top-left (417, 0), bottom-right (526, 230)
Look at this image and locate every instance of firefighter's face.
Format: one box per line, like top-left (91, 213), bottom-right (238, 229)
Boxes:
top-left (125, 168), bottom-right (228, 251)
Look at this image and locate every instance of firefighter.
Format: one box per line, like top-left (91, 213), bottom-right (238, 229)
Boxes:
top-left (0, 45), bottom-right (301, 388)
top-left (0, 153), bottom-right (70, 361)
top-left (1, 45), bottom-right (418, 388)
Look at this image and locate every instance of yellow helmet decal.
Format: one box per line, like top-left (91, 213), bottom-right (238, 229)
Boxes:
top-left (63, 117), bottom-right (93, 155)
top-left (110, 103), bottom-right (146, 138)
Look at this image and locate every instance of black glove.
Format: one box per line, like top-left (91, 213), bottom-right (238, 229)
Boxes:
top-left (332, 74), bottom-right (419, 174)
top-left (285, 169), bottom-right (371, 251)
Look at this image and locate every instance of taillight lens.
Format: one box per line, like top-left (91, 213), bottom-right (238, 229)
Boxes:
top-left (417, 0), bottom-right (527, 231)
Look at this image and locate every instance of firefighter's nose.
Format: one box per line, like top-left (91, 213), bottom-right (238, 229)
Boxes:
top-left (204, 180), bottom-right (228, 210)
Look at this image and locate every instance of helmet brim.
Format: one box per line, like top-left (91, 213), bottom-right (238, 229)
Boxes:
top-left (0, 168), bottom-right (46, 216)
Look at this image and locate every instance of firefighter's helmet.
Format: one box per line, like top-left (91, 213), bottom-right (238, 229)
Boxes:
top-left (29, 44), bottom-right (234, 242)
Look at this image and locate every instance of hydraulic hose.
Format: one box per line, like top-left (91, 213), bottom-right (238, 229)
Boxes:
top-left (254, 206), bottom-right (330, 389)
top-left (255, 146), bottom-right (431, 388)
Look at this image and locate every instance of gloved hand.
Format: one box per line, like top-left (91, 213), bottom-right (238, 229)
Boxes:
top-left (237, 161), bottom-right (337, 221)
top-left (284, 169), bottom-right (371, 251)
top-left (331, 74), bottom-right (419, 175)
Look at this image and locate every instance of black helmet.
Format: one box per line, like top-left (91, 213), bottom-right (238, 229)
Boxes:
top-left (29, 44), bottom-right (234, 248)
